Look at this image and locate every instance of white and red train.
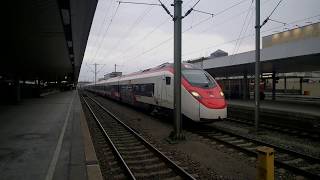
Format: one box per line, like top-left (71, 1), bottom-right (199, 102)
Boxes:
top-left (84, 63), bottom-right (227, 122)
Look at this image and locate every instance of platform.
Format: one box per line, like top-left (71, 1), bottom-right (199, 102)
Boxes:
top-left (0, 91), bottom-right (99, 180)
top-left (228, 99), bottom-right (320, 117)
top-left (227, 99), bottom-right (320, 131)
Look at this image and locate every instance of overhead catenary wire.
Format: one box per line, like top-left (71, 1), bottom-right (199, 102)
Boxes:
top-left (181, 14), bottom-right (320, 59)
top-left (229, 0), bottom-right (254, 65)
top-left (116, 0), bottom-right (195, 71)
top-left (117, 1), bottom-right (241, 73)
top-left (116, 1), bottom-right (161, 6)
top-left (261, 0), bottom-right (284, 27)
top-left (90, 0), bottom-right (115, 53)
top-left (118, 0), bottom-right (251, 66)
top-left (235, 8), bottom-right (254, 54)
top-left (91, 2), bottom-right (121, 62)
top-left (113, 0), bottom-right (174, 71)
top-left (192, 9), bottom-right (214, 17)
top-left (199, 0), bottom-right (271, 34)
top-left (101, 6), bottom-right (155, 60)
top-left (89, 0), bottom-right (117, 62)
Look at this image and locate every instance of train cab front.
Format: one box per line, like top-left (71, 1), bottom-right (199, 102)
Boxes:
top-left (182, 64), bottom-right (227, 122)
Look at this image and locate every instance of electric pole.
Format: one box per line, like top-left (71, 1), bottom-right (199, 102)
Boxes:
top-left (94, 63), bottom-right (97, 84)
top-left (86, 63), bottom-right (106, 84)
top-left (116, 0), bottom-right (205, 140)
top-left (173, 0), bottom-right (183, 139)
top-left (254, 0), bottom-right (260, 132)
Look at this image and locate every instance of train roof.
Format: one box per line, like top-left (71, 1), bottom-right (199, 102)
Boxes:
top-left (85, 62), bottom-right (201, 86)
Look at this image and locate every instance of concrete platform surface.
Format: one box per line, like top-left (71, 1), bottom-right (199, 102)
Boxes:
top-left (0, 91), bottom-right (87, 180)
top-left (228, 99), bottom-right (320, 117)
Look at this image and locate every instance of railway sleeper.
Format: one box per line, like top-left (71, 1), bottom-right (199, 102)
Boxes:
top-left (129, 162), bottom-right (167, 172)
top-left (299, 163), bottom-right (320, 170)
top-left (125, 157), bottom-right (159, 165)
top-left (112, 173), bottom-right (126, 179)
top-left (122, 152), bottom-right (154, 160)
top-left (228, 139), bottom-right (245, 144)
top-left (110, 131), bottom-right (132, 136)
top-left (116, 145), bottom-right (145, 151)
top-left (112, 137), bottom-right (137, 142)
top-left (275, 153), bottom-right (289, 159)
top-left (220, 137), bottom-right (237, 141)
top-left (116, 141), bottom-right (142, 147)
top-left (113, 138), bottom-right (138, 144)
top-left (163, 176), bottom-right (183, 180)
top-left (245, 146), bottom-right (259, 151)
top-left (119, 148), bottom-right (149, 155)
top-left (133, 168), bottom-right (175, 179)
top-left (211, 134), bottom-right (231, 139)
top-left (236, 142), bottom-right (253, 147)
top-left (283, 158), bottom-right (304, 164)
top-left (109, 166), bottom-right (123, 174)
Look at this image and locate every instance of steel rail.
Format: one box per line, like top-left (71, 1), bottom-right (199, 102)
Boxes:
top-left (85, 93), bottom-right (196, 180)
top-left (82, 95), bottom-right (136, 180)
top-left (192, 124), bottom-right (320, 179)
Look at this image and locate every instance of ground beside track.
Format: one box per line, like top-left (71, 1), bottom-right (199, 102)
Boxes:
top-left (88, 93), bottom-right (257, 179)
top-left (210, 121), bottom-right (320, 159)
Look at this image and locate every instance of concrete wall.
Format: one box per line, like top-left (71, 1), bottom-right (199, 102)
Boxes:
top-left (263, 22), bottom-right (320, 48)
top-left (265, 78), bottom-right (320, 96)
top-left (302, 82), bottom-right (320, 96)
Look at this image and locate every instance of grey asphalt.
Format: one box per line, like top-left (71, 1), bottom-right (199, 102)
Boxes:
top-left (0, 91), bottom-right (87, 180)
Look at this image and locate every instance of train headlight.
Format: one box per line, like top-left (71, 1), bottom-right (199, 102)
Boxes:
top-left (191, 91), bottom-right (201, 98)
top-left (220, 91), bottom-right (224, 97)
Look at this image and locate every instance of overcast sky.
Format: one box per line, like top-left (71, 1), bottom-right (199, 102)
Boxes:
top-left (78, 0), bottom-right (320, 82)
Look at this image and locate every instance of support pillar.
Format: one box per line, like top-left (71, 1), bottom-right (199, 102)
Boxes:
top-left (243, 72), bottom-right (248, 100)
top-left (172, 0), bottom-right (184, 140)
top-left (284, 76), bottom-right (287, 93)
top-left (254, 0), bottom-right (261, 132)
top-left (299, 77), bottom-right (303, 95)
top-left (272, 72), bottom-right (276, 100)
top-left (14, 78), bottom-right (21, 103)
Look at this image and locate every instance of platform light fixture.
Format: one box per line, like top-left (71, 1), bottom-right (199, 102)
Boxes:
top-left (61, 9), bottom-right (70, 25)
top-left (67, 41), bottom-right (72, 47)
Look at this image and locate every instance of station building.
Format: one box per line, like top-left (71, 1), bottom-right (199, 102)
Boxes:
top-left (188, 22), bottom-right (320, 99)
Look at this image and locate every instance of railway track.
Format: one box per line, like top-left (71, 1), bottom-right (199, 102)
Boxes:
top-left (188, 124), bottom-right (320, 179)
top-left (81, 93), bottom-right (196, 180)
top-left (225, 117), bottom-right (320, 140)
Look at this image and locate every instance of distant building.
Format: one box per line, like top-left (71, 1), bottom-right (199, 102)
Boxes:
top-left (77, 81), bottom-right (91, 88)
top-left (210, 49), bottom-right (228, 58)
top-left (186, 49), bottom-right (228, 69)
top-left (104, 72), bottom-right (122, 80)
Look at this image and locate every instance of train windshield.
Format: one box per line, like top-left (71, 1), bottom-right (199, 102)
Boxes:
top-left (182, 69), bottom-right (216, 88)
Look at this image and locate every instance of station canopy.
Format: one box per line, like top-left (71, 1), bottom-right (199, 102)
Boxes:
top-left (3, 0), bottom-right (98, 82)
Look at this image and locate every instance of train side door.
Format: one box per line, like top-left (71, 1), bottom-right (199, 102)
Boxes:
top-left (155, 76), bottom-right (162, 106)
top-left (161, 74), bottom-right (173, 108)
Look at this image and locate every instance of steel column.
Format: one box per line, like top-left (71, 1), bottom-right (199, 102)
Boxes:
top-left (173, 0), bottom-right (183, 138)
top-left (254, 0), bottom-right (261, 132)
top-left (272, 71), bottom-right (276, 100)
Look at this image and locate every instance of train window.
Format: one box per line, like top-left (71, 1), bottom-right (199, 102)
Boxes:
top-left (182, 69), bottom-right (216, 88)
top-left (165, 77), bottom-right (171, 85)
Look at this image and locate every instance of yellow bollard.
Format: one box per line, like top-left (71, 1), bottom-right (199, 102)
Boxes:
top-left (257, 146), bottom-right (274, 180)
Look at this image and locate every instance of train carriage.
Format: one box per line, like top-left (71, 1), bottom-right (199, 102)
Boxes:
top-left (84, 63), bottom-right (227, 122)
